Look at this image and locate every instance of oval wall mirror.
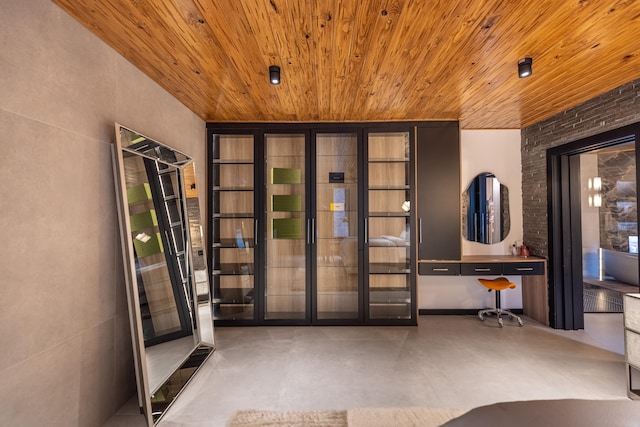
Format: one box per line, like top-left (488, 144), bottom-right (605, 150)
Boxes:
top-left (113, 123), bottom-right (215, 426)
top-left (462, 172), bottom-right (510, 244)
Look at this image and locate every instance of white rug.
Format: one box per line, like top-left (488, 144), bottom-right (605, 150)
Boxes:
top-left (227, 409), bottom-right (347, 427)
top-left (348, 407), bottom-right (465, 427)
top-left (227, 407), bottom-right (465, 427)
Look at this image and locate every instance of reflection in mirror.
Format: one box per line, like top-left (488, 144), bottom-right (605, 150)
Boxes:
top-left (183, 162), bottom-right (215, 348)
top-left (113, 124), bottom-right (214, 426)
top-left (462, 172), bottom-right (510, 244)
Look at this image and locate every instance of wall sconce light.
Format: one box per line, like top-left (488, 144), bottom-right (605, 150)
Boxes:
top-left (588, 176), bottom-right (602, 207)
top-left (592, 193), bottom-right (602, 207)
top-left (269, 65), bottom-right (280, 85)
top-left (518, 57), bottom-right (533, 78)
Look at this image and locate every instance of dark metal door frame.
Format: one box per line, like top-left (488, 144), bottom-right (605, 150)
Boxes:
top-left (547, 123), bottom-right (639, 329)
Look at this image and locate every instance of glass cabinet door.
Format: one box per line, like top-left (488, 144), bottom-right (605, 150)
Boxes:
top-left (315, 133), bottom-right (359, 320)
top-left (211, 134), bottom-right (255, 321)
top-left (265, 134), bottom-right (307, 320)
top-left (366, 132), bottom-right (412, 320)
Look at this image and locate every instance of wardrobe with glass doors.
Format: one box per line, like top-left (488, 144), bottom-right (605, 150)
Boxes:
top-left (207, 122), bottom-right (439, 326)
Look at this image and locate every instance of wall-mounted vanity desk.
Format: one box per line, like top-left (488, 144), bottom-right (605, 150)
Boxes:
top-left (418, 255), bottom-right (549, 325)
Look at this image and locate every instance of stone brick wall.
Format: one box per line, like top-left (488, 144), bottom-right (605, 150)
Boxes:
top-left (521, 78), bottom-right (640, 258)
top-left (598, 150), bottom-right (637, 252)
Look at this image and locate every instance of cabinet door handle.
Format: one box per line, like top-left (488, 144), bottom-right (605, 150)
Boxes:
top-left (433, 268), bottom-right (449, 272)
top-left (164, 231), bottom-right (173, 255)
top-left (474, 268), bottom-right (491, 272)
top-left (364, 218), bottom-right (368, 244)
top-left (311, 218), bottom-right (315, 244)
top-left (307, 219), bottom-right (310, 244)
top-left (254, 219), bottom-right (258, 246)
top-left (516, 267), bottom-right (534, 271)
top-left (419, 218), bottom-right (423, 244)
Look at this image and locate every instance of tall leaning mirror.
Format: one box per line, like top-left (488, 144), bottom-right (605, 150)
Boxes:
top-left (462, 172), bottom-right (510, 244)
top-left (112, 123), bottom-right (215, 426)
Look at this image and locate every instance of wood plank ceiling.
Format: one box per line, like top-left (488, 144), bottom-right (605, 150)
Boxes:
top-left (53, 0), bottom-right (640, 128)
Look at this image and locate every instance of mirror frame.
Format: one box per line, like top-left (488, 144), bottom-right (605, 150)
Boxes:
top-left (462, 171), bottom-right (510, 244)
top-left (112, 123), bottom-right (214, 425)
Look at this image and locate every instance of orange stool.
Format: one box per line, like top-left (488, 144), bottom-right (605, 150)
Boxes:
top-left (477, 277), bottom-right (524, 327)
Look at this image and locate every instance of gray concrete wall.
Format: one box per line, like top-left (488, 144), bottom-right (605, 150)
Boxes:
top-left (0, 1), bottom-right (204, 425)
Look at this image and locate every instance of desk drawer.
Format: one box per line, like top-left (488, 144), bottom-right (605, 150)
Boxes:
top-left (502, 262), bottom-right (544, 276)
top-left (460, 263), bottom-right (501, 275)
top-left (419, 263), bottom-right (460, 275)
top-left (626, 330), bottom-right (640, 368)
top-left (624, 294), bottom-right (640, 333)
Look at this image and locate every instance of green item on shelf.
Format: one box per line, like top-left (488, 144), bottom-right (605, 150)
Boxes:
top-left (127, 182), bottom-right (152, 204)
top-left (272, 218), bottom-right (302, 239)
top-left (271, 167), bottom-right (301, 184)
top-left (129, 209), bottom-right (158, 231)
top-left (272, 194), bottom-right (302, 212)
top-left (132, 232), bottom-right (164, 257)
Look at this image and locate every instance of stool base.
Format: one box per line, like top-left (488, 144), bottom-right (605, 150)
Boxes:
top-left (478, 308), bottom-right (524, 327)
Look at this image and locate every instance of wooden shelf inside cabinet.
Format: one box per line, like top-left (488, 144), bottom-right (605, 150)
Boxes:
top-left (269, 184), bottom-right (305, 190)
top-left (213, 187), bottom-right (254, 191)
top-left (367, 158), bottom-right (410, 163)
top-left (369, 211), bottom-right (410, 217)
top-left (317, 182), bottom-right (358, 186)
top-left (368, 185), bottom-right (410, 190)
top-left (369, 263), bottom-right (411, 274)
top-left (213, 213), bottom-right (254, 219)
top-left (161, 195), bottom-right (178, 204)
top-left (212, 238), bottom-right (256, 248)
top-left (368, 238), bottom-right (410, 247)
top-left (212, 263), bottom-right (255, 275)
top-left (168, 220), bottom-right (183, 229)
top-left (213, 159), bottom-right (254, 164)
top-left (212, 288), bottom-right (254, 304)
top-left (369, 288), bottom-right (411, 302)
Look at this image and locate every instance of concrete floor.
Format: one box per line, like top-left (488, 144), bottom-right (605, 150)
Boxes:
top-left (106, 314), bottom-right (628, 427)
